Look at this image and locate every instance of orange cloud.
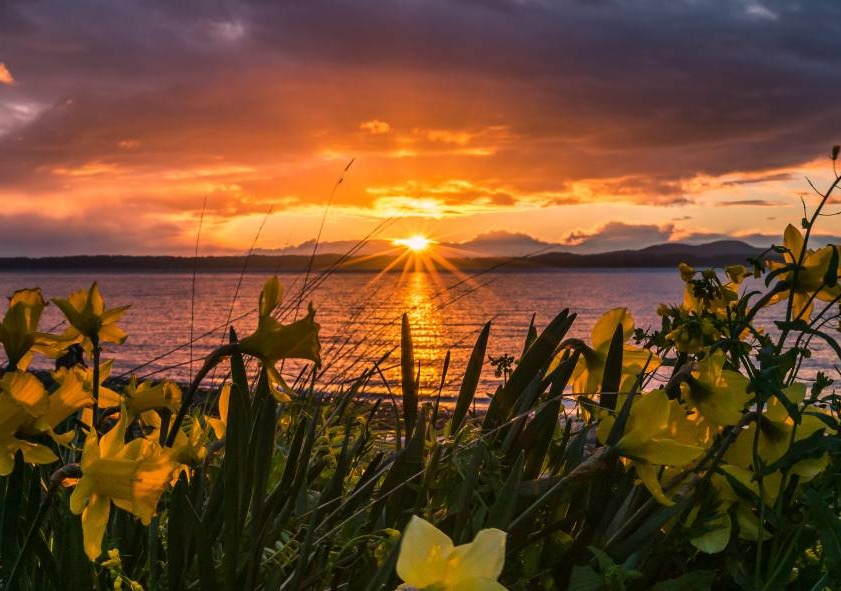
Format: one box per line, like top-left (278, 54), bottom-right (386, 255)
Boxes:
top-left (360, 119), bottom-right (392, 134)
top-left (0, 63), bottom-right (15, 85)
top-left (51, 162), bottom-right (125, 177)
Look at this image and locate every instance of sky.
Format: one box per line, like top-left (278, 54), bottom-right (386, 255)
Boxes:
top-left (1, 0), bottom-right (840, 256)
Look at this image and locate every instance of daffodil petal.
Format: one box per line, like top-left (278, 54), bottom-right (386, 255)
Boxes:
top-left (630, 438), bottom-right (703, 467)
top-left (70, 477), bottom-right (95, 514)
top-left (447, 528), bottom-right (506, 583)
top-left (18, 440), bottom-right (58, 466)
top-left (634, 462), bottom-right (673, 506)
top-left (396, 516), bottom-right (453, 588)
top-left (98, 323), bottom-right (128, 345)
top-left (591, 308), bottom-right (633, 351)
top-left (82, 494), bottom-right (111, 560)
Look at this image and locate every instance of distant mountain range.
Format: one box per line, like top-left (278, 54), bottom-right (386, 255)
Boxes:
top-left (255, 230), bottom-right (578, 257)
top-left (0, 239), bottom-right (767, 272)
top-left (253, 231), bottom-right (560, 258)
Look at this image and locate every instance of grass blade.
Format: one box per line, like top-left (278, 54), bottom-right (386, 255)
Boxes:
top-left (452, 322), bottom-right (491, 433)
top-left (401, 313), bottom-right (418, 439)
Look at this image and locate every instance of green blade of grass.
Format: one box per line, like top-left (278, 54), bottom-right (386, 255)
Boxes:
top-left (401, 313), bottom-right (418, 439)
top-left (452, 322), bottom-right (491, 433)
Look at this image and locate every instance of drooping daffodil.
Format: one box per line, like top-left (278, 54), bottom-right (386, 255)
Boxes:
top-left (679, 264), bottom-right (743, 316)
top-left (98, 375), bottom-right (181, 420)
top-left (0, 288), bottom-right (70, 370)
top-left (52, 282), bottom-right (129, 349)
top-left (767, 224), bottom-right (840, 321)
top-left (52, 362), bottom-right (123, 430)
top-left (167, 416), bottom-right (209, 467)
top-left (142, 411), bottom-right (209, 471)
top-left (597, 389), bottom-right (705, 505)
top-left (395, 515), bottom-right (508, 591)
top-left (70, 408), bottom-right (177, 560)
top-left (724, 382), bottom-right (828, 481)
top-left (679, 351), bottom-right (750, 427)
top-left (208, 383), bottom-right (230, 439)
top-left (25, 365), bottom-right (94, 444)
top-left (0, 371), bottom-right (58, 475)
top-left (571, 308), bottom-right (660, 397)
top-left (686, 465), bottom-right (781, 553)
top-left (238, 276), bottom-right (321, 401)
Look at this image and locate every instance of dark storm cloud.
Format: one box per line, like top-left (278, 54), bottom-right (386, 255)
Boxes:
top-left (2, 0), bottom-right (839, 178)
top-left (0, 0), bottom-right (839, 254)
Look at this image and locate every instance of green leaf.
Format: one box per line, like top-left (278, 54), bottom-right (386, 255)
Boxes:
top-left (401, 313), bottom-right (418, 439)
top-left (452, 321), bottom-right (491, 433)
top-left (826, 245), bottom-right (839, 288)
top-left (485, 310), bottom-right (575, 429)
top-left (568, 565), bottom-right (605, 591)
top-left (522, 313), bottom-right (538, 358)
top-left (651, 570), bottom-right (715, 590)
top-left (188, 499), bottom-right (220, 591)
top-left (487, 452), bottom-right (524, 531)
top-left (600, 324), bottom-right (625, 410)
top-left (760, 428), bottom-right (837, 474)
top-left (221, 372), bottom-right (250, 590)
top-left (453, 441), bottom-right (485, 544)
top-left (804, 489), bottom-right (841, 582)
top-left (167, 473), bottom-right (190, 591)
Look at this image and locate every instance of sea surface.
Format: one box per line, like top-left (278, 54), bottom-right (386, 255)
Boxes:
top-left (0, 270), bottom-right (835, 402)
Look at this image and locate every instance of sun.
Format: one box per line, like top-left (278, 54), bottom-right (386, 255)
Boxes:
top-left (393, 234), bottom-right (433, 252)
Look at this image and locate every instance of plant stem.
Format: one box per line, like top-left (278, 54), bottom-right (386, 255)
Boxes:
top-left (91, 333), bottom-right (100, 428)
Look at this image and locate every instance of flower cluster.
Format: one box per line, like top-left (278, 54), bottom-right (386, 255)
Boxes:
top-left (573, 221), bottom-right (840, 554)
top-left (0, 276), bottom-right (321, 560)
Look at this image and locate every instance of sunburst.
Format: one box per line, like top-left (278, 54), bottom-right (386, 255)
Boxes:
top-left (392, 235), bottom-right (433, 252)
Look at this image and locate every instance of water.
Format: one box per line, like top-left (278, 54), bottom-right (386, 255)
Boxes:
top-left (0, 270), bottom-right (835, 402)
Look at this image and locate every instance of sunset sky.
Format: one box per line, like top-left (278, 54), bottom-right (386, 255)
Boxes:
top-left (1, 0), bottom-right (840, 256)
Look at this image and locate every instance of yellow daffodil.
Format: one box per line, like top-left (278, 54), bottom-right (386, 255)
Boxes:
top-left (572, 308), bottom-right (659, 396)
top-left (167, 416), bottom-right (209, 466)
top-left (208, 383), bottom-right (230, 439)
top-left (0, 371), bottom-right (58, 475)
top-left (0, 288), bottom-right (48, 370)
top-left (679, 351), bottom-right (750, 426)
top-left (142, 411), bottom-right (208, 473)
top-left (666, 316), bottom-right (719, 354)
top-left (767, 225), bottom-right (840, 320)
top-left (686, 465), bottom-right (780, 553)
top-left (701, 466), bottom-right (781, 546)
top-left (70, 409), bottom-right (176, 560)
top-left (597, 389), bottom-right (704, 505)
top-left (25, 365), bottom-right (93, 444)
top-left (101, 376), bottom-right (182, 419)
top-left (724, 383), bottom-right (828, 480)
top-left (680, 268), bottom-right (741, 316)
top-left (52, 282), bottom-right (129, 348)
top-left (54, 362), bottom-right (123, 432)
top-left (395, 516), bottom-right (508, 591)
top-left (679, 263), bottom-right (696, 282)
top-left (238, 276), bottom-right (321, 401)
